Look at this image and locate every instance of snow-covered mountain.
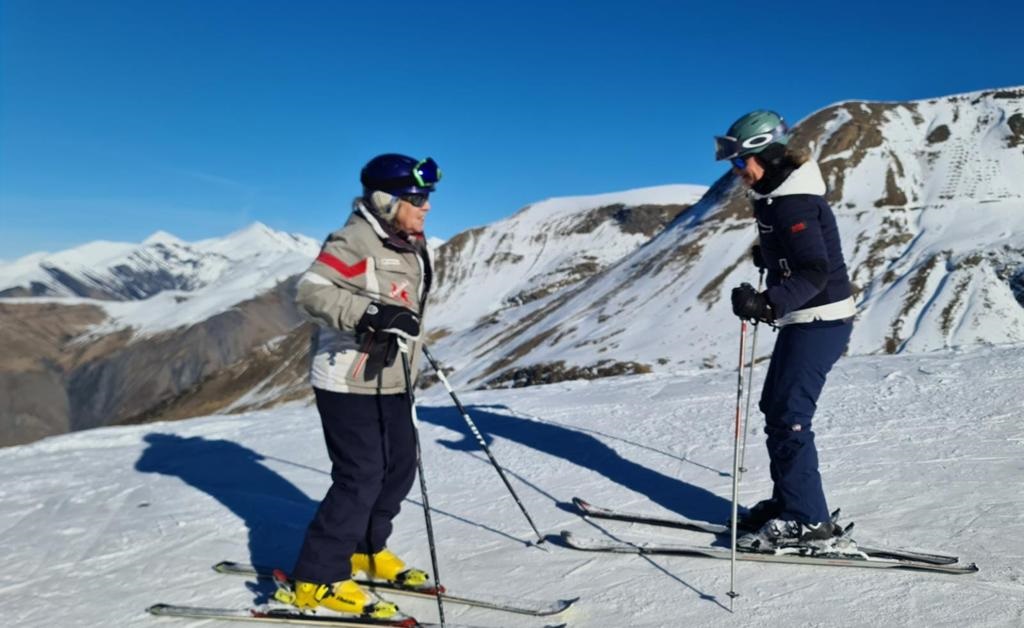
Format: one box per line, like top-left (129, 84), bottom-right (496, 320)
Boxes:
top-left (428, 184), bottom-right (706, 348)
top-left (428, 86), bottom-right (1024, 388)
top-left (1, 193), bottom-right (701, 447)
top-left (3, 85), bottom-right (1022, 448)
top-left (0, 223), bottom-right (320, 447)
top-left (0, 222), bottom-right (318, 305)
top-left (2, 344), bottom-right (1021, 627)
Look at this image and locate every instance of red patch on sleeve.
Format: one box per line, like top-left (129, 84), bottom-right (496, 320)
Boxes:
top-left (790, 222), bottom-right (807, 234)
top-left (317, 251), bottom-right (367, 278)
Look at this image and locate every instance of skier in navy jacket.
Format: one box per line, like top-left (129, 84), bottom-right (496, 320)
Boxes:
top-left (715, 110), bottom-right (856, 551)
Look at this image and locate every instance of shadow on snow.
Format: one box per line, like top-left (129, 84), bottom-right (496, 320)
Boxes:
top-left (135, 433), bottom-right (317, 598)
top-left (416, 404), bottom-right (732, 524)
top-left (133, 405), bottom-right (732, 607)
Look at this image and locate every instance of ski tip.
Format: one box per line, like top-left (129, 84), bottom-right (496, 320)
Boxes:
top-left (212, 561), bottom-right (235, 572)
top-left (571, 496), bottom-right (589, 510)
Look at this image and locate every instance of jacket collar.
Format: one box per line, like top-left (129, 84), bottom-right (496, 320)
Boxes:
top-left (749, 160), bottom-right (827, 200)
top-left (354, 200), bottom-right (421, 253)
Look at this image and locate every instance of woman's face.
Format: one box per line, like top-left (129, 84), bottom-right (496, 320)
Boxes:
top-left (395, 197), bottom-right (430, 233)
top-left (732, 155), bottom-right (765, 187)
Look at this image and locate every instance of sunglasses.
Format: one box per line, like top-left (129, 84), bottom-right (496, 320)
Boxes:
top-left (730, 157), bottom-right (748, 170)
top-left (400, 193), bottom-right (430, 208)
top-left (412, 157), bottom-right (442, 188)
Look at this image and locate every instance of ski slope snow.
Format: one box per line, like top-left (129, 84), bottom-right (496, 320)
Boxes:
top-left (1, 344), bottom-right (1021, 627)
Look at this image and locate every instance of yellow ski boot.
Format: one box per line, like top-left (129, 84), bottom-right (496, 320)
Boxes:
top-left (351, 549), bottom-right (430, 587)
top-left (286, 579), bottom-right (398, 618)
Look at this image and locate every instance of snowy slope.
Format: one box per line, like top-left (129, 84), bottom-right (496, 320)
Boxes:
top-left (427, 87), bottom-right (1024, 388)
top-left (429, 184), bottom-right (706, 333)
top-left (1, 345), bottom-right (1021, 627)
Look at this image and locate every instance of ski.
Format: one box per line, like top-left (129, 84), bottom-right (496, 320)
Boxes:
top-left (559, 530), bottom-right (978, 575)
top-left (573, 497), bottom-right (728, 534)
top-left (572, 496), bottom-right (960, 565)
top-left (148, 603), bottom-right (428, 626)
top-left (147, 603), bottom-right (565, 627)
top-left (213, 561), bottom-right (578, 617)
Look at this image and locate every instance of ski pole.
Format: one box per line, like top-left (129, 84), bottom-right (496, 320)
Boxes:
top-left (398, 339), bottom-right (446, 627)
top-left (738, 267), bottom-right (765, 478)
top-left (421, 345), bottom-right (546, 546)
top-left (728, 319), bottom-right (748, 611)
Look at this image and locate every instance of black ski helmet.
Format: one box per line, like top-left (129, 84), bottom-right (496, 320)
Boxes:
top-left (360, 154), bottom-right (442, 196)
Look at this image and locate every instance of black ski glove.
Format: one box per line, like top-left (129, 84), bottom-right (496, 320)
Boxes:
top-left (360, 332), bottom-right (400, 381)
top-left (357, 302), bottom-right (421, 339)
top-left (731, 283), bottom-right (774, 323)
top-left (751, 244), bottom-right (767, 270)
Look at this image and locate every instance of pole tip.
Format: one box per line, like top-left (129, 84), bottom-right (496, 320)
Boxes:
top-left (528, 537), bottom-right (550, 551)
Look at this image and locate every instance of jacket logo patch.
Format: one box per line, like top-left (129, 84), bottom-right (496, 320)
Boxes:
top-left (391, 281), bottom-right (412, 306)
top-left (757, 219), bottom-right (774, 233)
top-left (790, 222), bottom-right (807, 234)
top-left (379, 258), bottom-right (402, 267)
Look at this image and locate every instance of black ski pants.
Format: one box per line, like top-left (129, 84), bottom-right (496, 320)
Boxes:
top-left (760, 318), bottom-right (852, 524)
top-left (291, 388), bottom-right (417, 584)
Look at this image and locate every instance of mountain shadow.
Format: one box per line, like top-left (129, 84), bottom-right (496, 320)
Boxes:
top-left (135, 433), bottom-right (317, 577)
top-left (416, 405), bottom-right (732, 523)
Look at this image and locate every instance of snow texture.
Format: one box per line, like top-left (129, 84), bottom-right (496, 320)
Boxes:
top-left (1, 345), bottom-right (1021, 627)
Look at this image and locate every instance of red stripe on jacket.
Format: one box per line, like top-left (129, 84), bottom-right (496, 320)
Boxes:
top-left (317, 251), bottom-right (367, 278)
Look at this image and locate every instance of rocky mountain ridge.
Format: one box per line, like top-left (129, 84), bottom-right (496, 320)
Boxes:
top-left (427, 86), bottom-right (1024, 388)
top-left (0, 224), bottom-right (320, 446)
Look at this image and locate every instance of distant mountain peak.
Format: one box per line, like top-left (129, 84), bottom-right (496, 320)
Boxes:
top-left (0, 223), bottom-right (318, 304)
top-left (142, 230), bottom-right (187, 247)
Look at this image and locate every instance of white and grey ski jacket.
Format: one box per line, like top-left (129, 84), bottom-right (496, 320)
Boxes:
top-left (296, 201), bottom-right (432, 395)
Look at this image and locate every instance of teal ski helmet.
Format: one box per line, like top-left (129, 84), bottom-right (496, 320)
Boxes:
top-left (714, 110), bottom-right (790, 161)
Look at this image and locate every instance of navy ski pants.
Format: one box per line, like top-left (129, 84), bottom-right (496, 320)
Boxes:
top-left (291, 389), bottom-right (417, 584)
top-left (759, 318), bottom-right (852, 524)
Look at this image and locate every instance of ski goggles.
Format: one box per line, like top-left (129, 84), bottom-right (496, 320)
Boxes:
top-left (714, 122), bottom-right (790, 160)
top-left (412, 157), bottom-right (442, 188)
top-left (730, 157), bottom-right (748, 170)
top-left (400, 193), bottom-right (430, 208)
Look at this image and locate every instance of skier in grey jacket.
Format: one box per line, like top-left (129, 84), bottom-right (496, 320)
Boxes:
top-left (287, 154), bottom-right (440, 618)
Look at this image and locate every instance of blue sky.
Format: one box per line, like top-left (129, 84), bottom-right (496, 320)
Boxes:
top-left (1, 0), bottom-right (1021, 259)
